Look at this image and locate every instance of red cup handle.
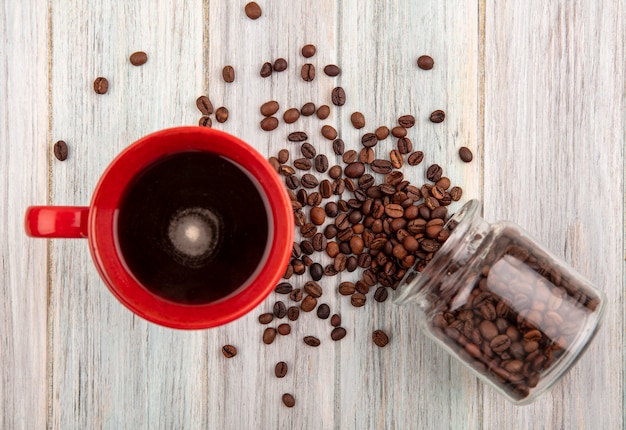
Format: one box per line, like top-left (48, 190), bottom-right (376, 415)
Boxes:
top-left (25, 206), bottom-right (89, 238)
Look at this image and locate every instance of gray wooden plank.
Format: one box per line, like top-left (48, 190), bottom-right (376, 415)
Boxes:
top-left (482, 1), bottom-right (624, 428)
top-left (49, 1), bottom-right (207, 428)
top-left (0, 1), bottom-right (49, 428)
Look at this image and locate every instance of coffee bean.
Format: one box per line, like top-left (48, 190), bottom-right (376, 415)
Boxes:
top-left (222, 65), bottom-right (235, 83)
top-left (321, 125), bottom-right (338, 140)
top-left (342, 150), bottom-right (357, 164)
top-left (310, 262), bottom-right (324, 281)
top-left (260, 100), bottom-right (280, 116)
top-left (299, 142), bottom-right (316, 159)
top-left (417, 55), bottom-right (434, 70)
top-left (273, 58), bottom-right (288, 72)
top-left (199, 116), bottom-right (212, 128)
top-left (301, 63), bottom-right (315, 81)
top-left (371, 159), bottom-right (393, 174)
top-left (357, 253), bottom-right (372, 268)
top-left (300, 223), bottom-right (317, 238)
top-left (285, 175), bottom-right (299, 190)
top-left (361, 133), bottom-right (377, 148)
top-left (301, 174), bottom-right (319, 189)
top-left (275, 282), bottom-right (293, 294)
top-left (490, 334), bottom-right (512, 353)
top-left (277, 149), bottom-right (289, 164)
top-left (330, 314), bottom-right (341, 327)
top-left (350, 112), bottom-right (366, 129)
top-left (332, 139), bottom-right (345, 155)
top-left (389, 150), bottom-right (403, 169)
top-left (407, 151), bottom-right (424, 166)
top-left (260, 116), bottom-right (279, 131)
top-left (331, 327), bottom-right (347, 341)
top-left (426, 164), bottom-right (443, 182)
top-left (351, 293), bottom-right (366, 307)
top-left (288, 131), bottom-right (308, 142)
top-left (129, 51), bottom-right (148, 66)
top-left (196, 96), bottom-right (214, 115)
top-left (324, 64), bottom-right (341, 76)
top-left (374, 287), bottom-right (389, 302)
top-left (430, 109), bottom-right (446, 123)
top-left (301, 295), bottom-right (318, 312)
top-left (310, 208), bottom-right (326, 226)
top-left (344, 162), bottom-right (365, 178)
top-left (283, 108), bottom-right (300, 124)
top-left (215, 106), bottom-right (229, 123)
top-left (391, 126), bottom-right (407, 138)
top-left (275, 361), bottom-right (288, 378)
top-left (397, 137), bottom-right (413, 154)
top-left (262, 327), bottom-right (277, 344)
top-left (398, 115), bottom-right (416, 128)
top-left (317, 105), bottom-right (330, 120)
top-left (93, 77), bottom-right (109, 94)
top-left (274, 301), bottom-right (287, 318)
top-left (293, 158), bottom-right (312, 170)
top-left (222, 345), bottom-right (237, 358)
top-left (282, 393), bottom-right (295, 408)
top-left (258, 313), bottom-right (274, 324)
top-left (260, 62), bottom-right (273, 77)
top-left (301, 102), bottom-right (316, 116)
top-left (324, 264), bottom-right (339, 276)
top-left (338, 282), bottom-right (356, 295)
top-left (244, 2), bottom-right (262, 19)
top-left (317, 303), bottom-right (330, 319)
top-left (53, 140), bottom-right (68, 161)
top-left (304, 281), bottom-right (323, 298)
top-left (287, 306), bottom-right (300, 321)
top-left (459, 146), bottom-right (473, 162)
top-left (301, 44), bottom-right (316, 58)
top-left (314, 154), bottom-right (329, 173)
top-left (450, 186), bottom-right (463, 201)
top-left (372, 330), bottom-right (389, 347)
top-left (331, 87), bottom-right (346, 106)
top-left (303, 336), bottom-right (320, 347)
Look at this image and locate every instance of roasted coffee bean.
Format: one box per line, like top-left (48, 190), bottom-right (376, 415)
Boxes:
top-left (304, 281), bottom-right (323, 298)
top-left (317, 303), bottom-right (331, 319)
top-left (398, 114), bottom-right (416, 128)
top-left (260, 100), bottom-right (279, 116)
top-left (303, 336), bottom-right (321, 347)
top-left (331, 327), bottom-right (347, 341)
top-left (300, 223), bottom-right (317, 238)
top-left (293, 158), bottom-right (312, 170)
top-left (332, 139), bottom-right (345, 155)
top-left (301, 174), bottom-right (319, 188)
top-left (273, 58), bottom-right (288, 72)
top-left (346, 256), bottom-right (358, 272)
top-left (430, 109), bottom-right (446, 123)
top-left (324, 202), bottom-right (339, 218)
top-left (331, 87), bottom-right (346, 106)
top-left (277, 149), bottom-right (290, 164)
top-left (244, 1), bottom-right (262, 19)
top-left (417, 55), bottom-right (434, 70)
top-left (262, 327), bottom-right (277, 344)
top-left (215, 106), bottom-right (229, 123)
top-left (311, 208), bottom-right (326, 226)
top-left (334, 253), bottom-right (347, 271)
top-left (222, 345), bottom-right (237, 358)
top-left (274, 301), bottom-right (287, 318)
top-left (93, 77), bottom-right (109, 94)
top-left (301, 102), bottom-right (316, 116)
top-left (338, 282), bottom-right (356, 295)
top-left (391, 126), bottom-right (407, 138)
top-left (288, 131), bottom-right (308, 142)
top-left (342, 150), bottom-right (357, 164)
top-left (371, 159), bottom-right (393, 174)
top-left (344, 162), bottom-right (365, 178)
top-left (275, 282), bottom-right (293, 294)
top-left (129, 51), bottom-right (148, 66)
top-left (397, 137), bottom-right (413, 154)
top-left (324, 64), bottom-right (341, 76)
top-left (330, 314), bottom-right (341, 327)
top-left (222, 65), bottom-right (235, 83)
top-left (350, 112), bottom-right (366, 129)
top-left (374, 287), bottom-right (389, 302)
top-left (301, 44), bottom-right (316, 58)
top-left (282, 393), bottom-right (296, 408)
top-left (196, 96), bottom-right (214, 115)
top-left (301, 255), bottom-right (313, 267)
top-left (426, 164), bottom-right (443, 182)
top-left (375, 126), bottom-right (390, 140)
top-left (358, 147), bottom-right (374, 164)
top-left (310, 263), bottom-right (323, 281)
top-left (407, 151), bottom-right (424, 166)
top-left (490, 334), bottom-right (512, 353)
top-left (301, 295), bottom-right (318, 312)
top-left (260, 116), bottom-right (279, 131)
top-left (324, 264), bottom-right (339, 276)
top-left (300, 142), bottom-right (316, 159)
top-left (450, 186), bottom-right (463, 201)
top-left (289, 288), bottom-right (303, 302)
top-left (351, 293), bottom-right (366, 307)
top-left (358, 174), bottom-right (375, 190)
top-left (258, 313), bottom-right (274, 324)
top-left (319, 180), bottom-right (332, 198)
top-left (283, 108), bottom-right (300, 124)
top-left (307, 190), bottom-right (322, 206)
top-left (301, 63), bottom-right (316, 81)
top-left (317, 105), bottom-right (330, 120)
top-left (260, 61), bottom-right (273, 77)
top-left (459, 146), bottom-right (473, 162)
top-left (390, 150), bottom-right (403, 169)
top-left (321, 125), bottom-right (338, 140)
top-left (287, 306), bottom-right (300, 321)
top-left (285, 175), bottom-right (299, 190)
top-left (357, 253), bottom-right (372, 268)
top-left (372, 330), bottom-right (389, 347)
top-left (53, 140), bottom-right (69, 161)
top-left (275, 361), bottom-right (288, 378)
top-left (198, 115), bottom-right (212, 127)
top-left (361, 133), bottom-right (377, 148)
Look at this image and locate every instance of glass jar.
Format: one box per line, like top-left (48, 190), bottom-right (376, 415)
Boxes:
top-left (394, 200), bottom-right (606, 404)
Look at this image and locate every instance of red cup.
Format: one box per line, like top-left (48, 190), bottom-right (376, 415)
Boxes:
top-left (25, 127), bottom-right (294, 329)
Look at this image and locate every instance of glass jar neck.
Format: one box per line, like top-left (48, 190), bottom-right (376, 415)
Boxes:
top-left (394, 199), bottom-right (491, 309)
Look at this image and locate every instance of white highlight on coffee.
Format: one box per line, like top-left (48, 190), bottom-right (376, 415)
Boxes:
top-left (166, 207), bottom-right (222, 266)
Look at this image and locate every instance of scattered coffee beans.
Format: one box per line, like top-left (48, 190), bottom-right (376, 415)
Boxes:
top-left (301, 63), bottom-right (315, 81)
top-left (417, 55), bottom-right (434, 70)
top-left (302, 44), bottom-right (316, 58)
top-left (222, 66), bottom-right (235, 83)
top-left (459, 146), bottom-right (473, 162)
top-left (273, 58), bottom-right (288, 72)
top-left (129, 51), bottom-right (148, 66)
top-left (222, 345), bottom-right (238, 358)
top-left (303, 336), bottom-right (321, 347)
top-left (196, 96), bottom-right (213, 115)
top-left (324, 64), bottom-right (341, 76)
top-left (331, 327), bottom-right (347, 341)
top-left (331, 87), bottom-right (346, 106)
top-left (372, 330), bottom-right (389, 347)
top-left (430, 109), bottom-right (446, 123)
top-left (282, 393), bottom-right (295, 408)
top-left (244, 2), bottom-right (262, 19)
top-left (93, 77), bottom-right (109, 94)
top-left (260, 62), bottom-right (273, 77)
top-left (53, 140), bottom-right (68, 161)
top-left (351, 112), bottom-right (366, 129)
top-left (275, 361), bottom-right (288, 378)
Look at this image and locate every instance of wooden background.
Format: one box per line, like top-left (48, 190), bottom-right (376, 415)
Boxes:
top-left (2, 1), bottom-right (624, 429)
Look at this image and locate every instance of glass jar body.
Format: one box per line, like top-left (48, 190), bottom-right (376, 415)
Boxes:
top-left (395, 200), bottom-right (605, 404)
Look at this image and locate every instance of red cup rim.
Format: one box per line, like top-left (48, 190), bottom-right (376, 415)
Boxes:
top-left (88, 127), bottom-right (294, 329)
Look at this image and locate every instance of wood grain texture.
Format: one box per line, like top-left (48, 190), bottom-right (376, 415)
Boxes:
top-left (1, 0), bottom-right (624, 428)
top-left (0, 2), bottom-right (49, 429)
top-left (482, 2), bottom-right (624, 429)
